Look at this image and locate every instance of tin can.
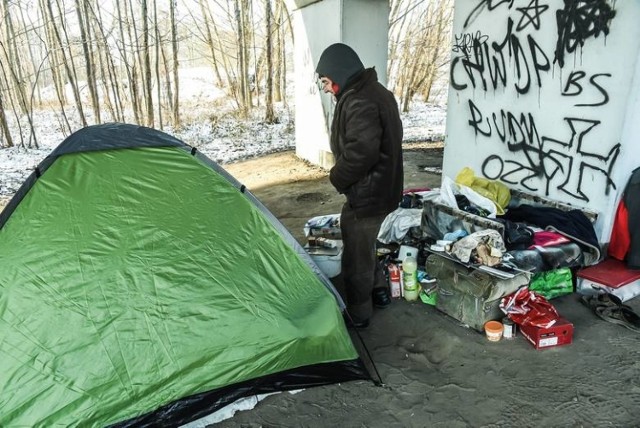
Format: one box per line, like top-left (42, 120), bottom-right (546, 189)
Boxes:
top-left (502, 317), bottom-right (516, 339)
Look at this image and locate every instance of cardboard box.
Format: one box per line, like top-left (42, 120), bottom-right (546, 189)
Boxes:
top-left (519, 318), bottom-right (574, 350)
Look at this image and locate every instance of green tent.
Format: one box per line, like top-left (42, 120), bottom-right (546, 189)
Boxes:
top-left (0, 124), bottom-right (369, 426)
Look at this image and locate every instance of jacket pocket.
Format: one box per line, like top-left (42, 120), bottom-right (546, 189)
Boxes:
top-left (346, 174), bottom-right (373, 209)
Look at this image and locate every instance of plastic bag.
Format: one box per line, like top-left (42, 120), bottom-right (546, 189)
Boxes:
top-left (528, 268), bottom-right (573, 300)
top-left (455, 167), bottom-right (511, 215)
top-left (500, 286), bottom-right (560, 328)
top-left (304, 214), bottom-right (341, 238)
top-left (377, 207), bottom-right (422, 244)
top-left (438, 176), bottom-right (498, 218)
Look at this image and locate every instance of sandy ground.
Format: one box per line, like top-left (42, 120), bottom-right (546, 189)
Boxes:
top-left (218, 148), bottom-right (640, 428)
top-left (1, 147), bottom-right (638, 427)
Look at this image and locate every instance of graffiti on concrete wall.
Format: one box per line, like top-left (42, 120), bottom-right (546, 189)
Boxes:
top-left (450, 0), bottom-right (618, 203)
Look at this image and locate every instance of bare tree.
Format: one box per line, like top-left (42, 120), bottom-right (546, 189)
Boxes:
top-left (169, 0), bottom-right (179, 125)
top-left (0, 56), bottom-right (24, 147)
top-left (47, 0), bottom-right (88, 126)
top-left (264, 0), bottom-right (276, 123)
top-left (273, 0), bottom-right (283, 103)
top-left (0, 0), bottom-right (451, 151)
top-left (1, 0), bottom-right (37, 145)
top-left (118, 0), bottom-right (142, 124)
top-left (234, 0), bottom-right (253, 116)
top-left (152, 0), bottom-right (163, 128)
top-left (0, 91), bottom-right (14, 147)
top-left (39, 0), bottom-right (68, 112)
top-left (198, 0), bottom-right (224, 87)
top-left (389, 0), bottom-right (453, 111)
top-left (89, 0), bottom-right (126, 122)
top-left (75, 0), bottom-right (101, 122)
top-left (140, 0), bottom-right (154, 126)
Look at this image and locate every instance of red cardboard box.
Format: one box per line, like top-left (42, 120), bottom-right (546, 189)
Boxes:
top-left (519, 318), bottom-right (574, 350)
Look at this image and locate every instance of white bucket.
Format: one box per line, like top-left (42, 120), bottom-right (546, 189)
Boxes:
top-left (309, 251), bottom-right (342, 278)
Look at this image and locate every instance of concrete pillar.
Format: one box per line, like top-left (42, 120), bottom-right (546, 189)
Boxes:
top-left (290, 0), bottom-right (389, 169)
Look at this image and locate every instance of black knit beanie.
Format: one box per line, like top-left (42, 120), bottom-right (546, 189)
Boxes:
top-left (315, 43), bottom-right (365, 94)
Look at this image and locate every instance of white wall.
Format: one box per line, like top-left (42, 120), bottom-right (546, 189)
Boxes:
top-left (292, 0), bottom-right (389, 168)
top-left (292, 0), bottom-right (340, 168)
top-left (443, 0), bottom-right (640, 243)
top-left (342, 0), bottom-right (389, 86)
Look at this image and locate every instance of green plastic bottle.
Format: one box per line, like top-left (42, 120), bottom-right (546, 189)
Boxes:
top-left (403, 252), bottom-right (419, 301)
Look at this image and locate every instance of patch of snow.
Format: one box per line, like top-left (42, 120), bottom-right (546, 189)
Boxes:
top-left (0, 89), bottom-right (446, 202)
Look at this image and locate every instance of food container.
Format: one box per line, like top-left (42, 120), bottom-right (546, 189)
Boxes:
top-left (484, 320), bottom-right (504, 342)
top-left (502, 317), bottom-right (516, 339)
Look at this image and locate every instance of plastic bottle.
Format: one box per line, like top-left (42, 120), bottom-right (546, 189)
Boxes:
top-left (388, 263), bottom-right (402, 298)
top-left (402, 252), bottom-right (419, 301)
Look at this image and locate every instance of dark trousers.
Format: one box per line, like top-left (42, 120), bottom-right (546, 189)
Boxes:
top-left (340, 203), bottom-right (387, 322)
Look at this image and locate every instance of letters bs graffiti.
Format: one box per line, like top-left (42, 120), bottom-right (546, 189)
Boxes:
top-left (451, 0), bottom-right (618, 203)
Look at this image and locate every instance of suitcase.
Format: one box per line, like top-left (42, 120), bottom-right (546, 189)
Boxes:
top-left (427, 254), bottom-right (531, 331)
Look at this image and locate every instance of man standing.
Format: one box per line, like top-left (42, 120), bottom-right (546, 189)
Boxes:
top-left (316, 43), bottom-right (404, 328)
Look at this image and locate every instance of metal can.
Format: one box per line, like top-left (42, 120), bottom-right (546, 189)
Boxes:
top-left (502, 317), bottom-right (516, 339)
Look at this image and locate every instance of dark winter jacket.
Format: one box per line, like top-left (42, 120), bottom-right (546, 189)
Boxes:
top-left (316, 48), bottom-right (403, 218)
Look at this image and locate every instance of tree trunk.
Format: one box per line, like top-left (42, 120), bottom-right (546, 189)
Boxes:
top-left (235, 0), bottom-right (247, 116)
top-left (0, 91), bottom-right (14, 147)
top-left (119, 0), bottom-right (142, 124)
top-left (140, 0), bottom-right (154, 126)
top-left (264, 0), bottom-right (277, 123)
top-left (17, 5), bottom-right (42, 108)
top-left (212, 14), bottom-right (236, 98)
top-left (75, 0), bottom-right (101, 123)
top-left (50, 0), bottom-right (88, 127)
top-left (2, 0), bottom-right (28, 115)
top-left (0, 3), bottom-right (37, 148)
top-left (273, 0), bottom-right (283, 103)
top-left (39, 0), bottom-right (67, 110)
top-left (153, 0), bottom-right (163, 129)
top-left (199, 0), bottom-right (223, 87)
top-left (90, 0), bottom-right (125, 121)
top-left (0, 59), bottom-right (24, 147)
top-left (245, 0), bottom-right (253, 108)
top-left (170, 0), bottom-right (180, 126)
top-left (160, 44), bottom-right (174, 125)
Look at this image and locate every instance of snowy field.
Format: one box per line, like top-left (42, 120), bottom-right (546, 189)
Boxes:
top-left (0, 71), bottom-right (447, 203)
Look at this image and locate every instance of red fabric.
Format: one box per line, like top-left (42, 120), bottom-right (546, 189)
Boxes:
top-left (402, 188), bottom-right (431, 194)
top-left (332, 82), bottom-right (340, 95)
top-left (608, 200), bottom-right (630, 261)
top-left (528, 231), bottom-right (570, 249)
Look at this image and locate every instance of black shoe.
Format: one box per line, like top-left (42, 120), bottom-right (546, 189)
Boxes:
top-left (343, 314), bottom-right (370, 329)
top-left (373, 288), bottom-right (391, 308)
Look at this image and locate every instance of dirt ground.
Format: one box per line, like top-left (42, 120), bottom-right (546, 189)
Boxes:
top-left (225, 143), bottom-right (444, 245)
top-left (218, 147), bottom-right (640, 428)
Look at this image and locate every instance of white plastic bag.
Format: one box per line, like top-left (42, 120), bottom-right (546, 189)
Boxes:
top-left (436, 176), bottom-right (497, 218)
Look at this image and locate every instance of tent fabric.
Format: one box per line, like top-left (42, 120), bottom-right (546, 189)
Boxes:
top-left (0, 124), bottom-right (369, 426)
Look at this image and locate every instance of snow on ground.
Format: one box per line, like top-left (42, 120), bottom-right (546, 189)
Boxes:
top-left (0, 97), bottom-right (447, 203)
